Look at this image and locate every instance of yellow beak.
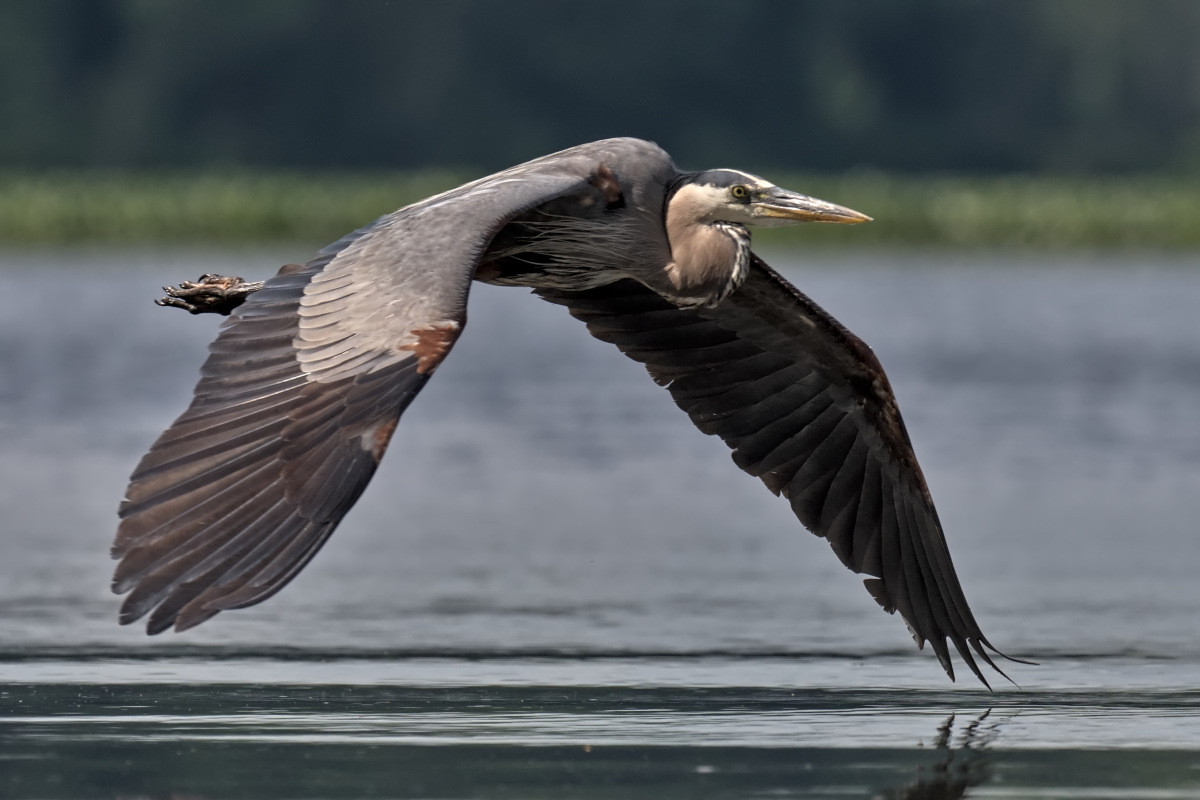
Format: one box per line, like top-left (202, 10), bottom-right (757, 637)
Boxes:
top-left (755, 188), bottom-right (872, 224)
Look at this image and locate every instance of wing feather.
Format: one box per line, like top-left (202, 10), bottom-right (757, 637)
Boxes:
top-left (538, 254), bottom-right (1013, 683)
top-left (820, 442), bottom-right (868, 561)
top-left (112, 147), bottom-right (639, 633)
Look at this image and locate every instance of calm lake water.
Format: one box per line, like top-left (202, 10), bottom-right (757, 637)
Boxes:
top-left (1, 248), bottom-right (1199, 797)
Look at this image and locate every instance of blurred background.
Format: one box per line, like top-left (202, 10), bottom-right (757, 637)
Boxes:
top-left (3, 0), bottom-right (1200, 245)
top-left (4, 3), bottom-right (1200, 796)
top-left (5, 0), bottom-right (1200, 172)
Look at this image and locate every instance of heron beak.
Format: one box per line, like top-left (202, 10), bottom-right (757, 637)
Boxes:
top-left (754, 188), bottom-right (872, 225)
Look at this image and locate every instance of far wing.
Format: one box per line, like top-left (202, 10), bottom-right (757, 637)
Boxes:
top-left (113, 163), bottom-right (616, 634)
top-left (538, 255), bottom-right (1012, 685)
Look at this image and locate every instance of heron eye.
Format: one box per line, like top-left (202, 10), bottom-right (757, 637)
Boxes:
top-left (731, 185), bottom-right (749, 200)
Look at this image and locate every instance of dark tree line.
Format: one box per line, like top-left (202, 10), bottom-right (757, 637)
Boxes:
top-left (2, 0), bottom-right (1199, 174)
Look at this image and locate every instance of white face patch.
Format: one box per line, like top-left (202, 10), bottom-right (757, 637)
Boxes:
top-left (683, 169), bottom-right (867, 229)
top-left (674, 172), bottom-right (779, 226)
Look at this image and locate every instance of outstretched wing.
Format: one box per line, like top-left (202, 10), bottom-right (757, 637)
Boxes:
top-left (538, 255), bottom-right (1012, 685)
top-left (113, 158), bottom-right (625, 635)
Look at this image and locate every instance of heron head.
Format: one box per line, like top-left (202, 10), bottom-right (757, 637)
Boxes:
top-left (671, 169), bottom-right (871, 229)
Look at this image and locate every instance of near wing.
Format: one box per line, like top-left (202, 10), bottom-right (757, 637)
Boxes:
top-left (112, 164), bottom-right (613, 634)
top-left (538, 255), bottom-right (1012, 685)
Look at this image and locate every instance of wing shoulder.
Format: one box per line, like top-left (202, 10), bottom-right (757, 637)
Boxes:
top-left (298, 139), bottom-right (671, 371)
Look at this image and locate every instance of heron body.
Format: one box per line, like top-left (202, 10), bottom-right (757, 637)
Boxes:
top-left (113, 138), bottom-right (1015, 685)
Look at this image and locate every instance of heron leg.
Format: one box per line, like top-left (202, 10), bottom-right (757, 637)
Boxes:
top-left (156, 274), bottom-right (265, 315)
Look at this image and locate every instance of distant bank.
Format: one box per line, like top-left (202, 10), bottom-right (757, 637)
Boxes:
top-left (3, 171), bottom-right (1199, 249)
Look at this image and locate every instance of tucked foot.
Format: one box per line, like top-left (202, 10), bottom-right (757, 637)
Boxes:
top-left (156, 273), bottom-right (265, 315)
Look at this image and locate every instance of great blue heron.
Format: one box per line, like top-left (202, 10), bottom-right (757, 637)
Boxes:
top-left (113, 138), bottom-right (1017, 685)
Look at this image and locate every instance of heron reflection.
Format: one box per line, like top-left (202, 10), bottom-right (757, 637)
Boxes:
top-left (884, 710), bottom-right (995, 799)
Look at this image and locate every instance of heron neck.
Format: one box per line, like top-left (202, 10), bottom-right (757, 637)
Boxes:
top-left (663, 214), bottom-right (750, 307)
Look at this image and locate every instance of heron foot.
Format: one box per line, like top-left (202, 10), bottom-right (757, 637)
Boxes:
top-left (156, 273), bottom-right (265, 315)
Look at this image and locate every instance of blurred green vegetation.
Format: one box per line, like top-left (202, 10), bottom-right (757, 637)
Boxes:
top-left (0, 171), bottom-right (464, 245)
top-left (4, 2), bottom-right (1200, 250)
top-left (764, 174), bottom-right (1200, 249)
top-left (3, 171), bottom-right (1199, 249)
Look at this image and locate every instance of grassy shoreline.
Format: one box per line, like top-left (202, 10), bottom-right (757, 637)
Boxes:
top-left (2, 171), bottom-right (1199, 249)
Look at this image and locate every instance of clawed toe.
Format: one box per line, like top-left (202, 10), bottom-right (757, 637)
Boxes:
top-left (156, 274), bottom-right (265, 315)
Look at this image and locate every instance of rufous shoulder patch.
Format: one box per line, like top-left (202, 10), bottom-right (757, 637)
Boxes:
top-left (398, 322), bottom-right (461, 374)
top-left (589, 164), bottom-right (623, 206)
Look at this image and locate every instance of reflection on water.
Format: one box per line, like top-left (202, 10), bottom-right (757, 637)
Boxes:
top-left (887, 711), bottom-right (993, 800)
top-left (3, 682), bottom-right (1200, 798)
top-left (3, 249), bottom-right (1200, 797)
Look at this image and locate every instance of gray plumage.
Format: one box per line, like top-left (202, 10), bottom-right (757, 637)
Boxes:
top-left (113, 137), bottom-right (1018, 686)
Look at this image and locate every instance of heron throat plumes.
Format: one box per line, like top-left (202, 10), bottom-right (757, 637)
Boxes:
top-left (663, 183), bottom-right (753, 308)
